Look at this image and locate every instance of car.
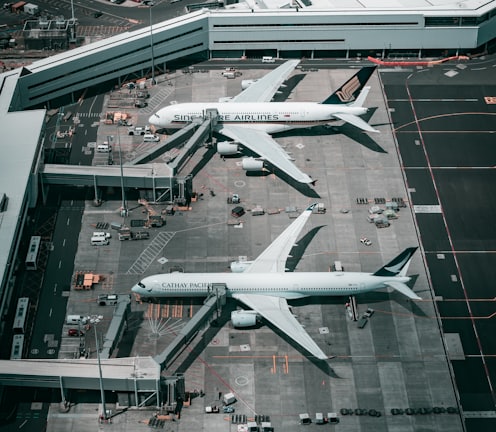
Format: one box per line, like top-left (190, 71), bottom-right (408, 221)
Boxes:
top-left (231, 206), bottom-right (245, 218)
top-left (93, 11), bottom-right (102, 18)
top-left (360, 237), bottom-right (372, 246)
top-left (68, 329), bottom-right (84, 337)
top-left (223, 406), bottom-right (235, 413)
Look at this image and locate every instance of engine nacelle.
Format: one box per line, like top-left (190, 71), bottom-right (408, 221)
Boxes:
top-left (230, 260), bottom-right (254, 273)
top-left (242, 157), bottom-right (264, 172)
top-left (241, 79), bottom-right (258, 90)
top-left (231, 310), bottom-right (260, 328)
top-left (217, 141), bottom-right (239, 156)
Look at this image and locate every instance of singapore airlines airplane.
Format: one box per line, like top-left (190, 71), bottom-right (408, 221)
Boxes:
top-left (132, 203), bottom-right (421, 360)
top-left (149, 62), bottom-right (378, 185)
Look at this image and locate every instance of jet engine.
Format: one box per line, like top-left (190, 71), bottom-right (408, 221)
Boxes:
top-left (242, 157), bottom-right (264, 172)
top-left (230, 260), bottom-right (254, 273)
top-left (217, 141), bottom-right (240, 156)
top-left (241, 79), bottom-right (258, 90)
top-left (231, 310), bottom-right (261, 328)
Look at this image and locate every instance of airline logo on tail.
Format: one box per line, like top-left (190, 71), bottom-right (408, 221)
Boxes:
top-left (336, 76), bottom-right (361, 102)
top-left (373, 247), bottom-right (418, 277)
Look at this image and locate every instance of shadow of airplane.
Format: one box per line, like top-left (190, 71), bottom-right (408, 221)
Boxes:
top-left (286, 226), bottom-right (325, 272)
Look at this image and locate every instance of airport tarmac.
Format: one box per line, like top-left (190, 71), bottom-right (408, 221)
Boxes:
top-left (381, 56), bottom-right (496, 432)
top-left (46, 65), bottom-right (463, 431)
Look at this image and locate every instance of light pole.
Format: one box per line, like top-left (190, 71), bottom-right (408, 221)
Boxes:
top-left (116, 126), bottom-right (127, 217)
top-left (93, 323), bottom-right (108, 422)
top-left (149, 4), bottom-right (156, 85)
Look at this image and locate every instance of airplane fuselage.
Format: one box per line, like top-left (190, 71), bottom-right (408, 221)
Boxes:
top-left (132, 271), bottom-right (410, 299)
top-left (150, 102), bottom-right (367, 134)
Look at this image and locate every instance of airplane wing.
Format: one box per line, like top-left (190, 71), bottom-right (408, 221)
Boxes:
top-left (230, 60), bottom-right (300, 103)
top-left (244, 203), bottom-right (316, 273)
top-left (219, 125), bottom-right (313, 184)
top-left (232, 293), bottom-right (328, 360)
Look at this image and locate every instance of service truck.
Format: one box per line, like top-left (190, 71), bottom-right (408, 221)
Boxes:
top-left (23, 2), bottom-right (39, 15)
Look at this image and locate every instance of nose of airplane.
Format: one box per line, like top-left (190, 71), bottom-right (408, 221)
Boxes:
top-left (148, 112), bottom-right (159, 126)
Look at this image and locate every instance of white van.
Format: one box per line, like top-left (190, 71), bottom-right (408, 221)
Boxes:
top-left (91, 236), bottom-right (109, 246)
top-left (92, 231), bottom-right (111, 239)
top-left (143, 134), bottom-right (160, 143)
top-left (66, 315), bottom-right (88, 325)
top-left (262, 56), bottom-right (275, 63)
top-left (96, 143), bottom-right (110, 152)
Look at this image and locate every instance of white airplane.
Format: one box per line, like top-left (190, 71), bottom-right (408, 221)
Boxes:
top-left (149, 62), bottom-right (378, 185)
top-left (132, 203), bottom-right (421, 360)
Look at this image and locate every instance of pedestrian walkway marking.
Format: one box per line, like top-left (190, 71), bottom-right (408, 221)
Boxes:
top-left (139, 86), bottom-right (174, 114)
top-left (126, 231), bottom-right (175, 274)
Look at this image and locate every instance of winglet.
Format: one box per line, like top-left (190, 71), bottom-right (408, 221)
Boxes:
top-left (373, 247), bottom-right (418, 277)
top-left (306, 203), bottom-right (318, 212)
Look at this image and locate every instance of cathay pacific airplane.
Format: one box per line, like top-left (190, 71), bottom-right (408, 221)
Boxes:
top-left (149, 62), bottom-right (378, 185)
top-left (132, 204), bottom-right (420, 360)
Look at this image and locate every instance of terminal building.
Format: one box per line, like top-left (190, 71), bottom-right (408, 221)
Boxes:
top-left (0, 0), bottom-right (495, 410)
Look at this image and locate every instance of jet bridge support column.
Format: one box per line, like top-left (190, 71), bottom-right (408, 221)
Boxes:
top-left (59, 376), bottom-right (68, 409)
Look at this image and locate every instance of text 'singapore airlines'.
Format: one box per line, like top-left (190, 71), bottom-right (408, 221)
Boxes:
top-left (149, 62), bottom-right (378, 186)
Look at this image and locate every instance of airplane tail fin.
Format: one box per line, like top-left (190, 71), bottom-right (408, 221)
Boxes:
top-left (373, 247), bottom-right (418, 277)
top-left (321, 66), bottom-right (377, 105)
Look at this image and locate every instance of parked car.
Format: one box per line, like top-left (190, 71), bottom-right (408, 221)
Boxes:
top-left (360, 237), bottom-right (372, 246)
top-left (68, 329), bottom-right (84, 337)
top-left (231, 206), bottom-right (245, 218)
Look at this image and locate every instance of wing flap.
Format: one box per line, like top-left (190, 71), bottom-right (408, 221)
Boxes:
top-left (219, 125), bottom-right (313, 185)
top-left (231, 60), bottom-right (300, 103)
top-left (233, 293), bottom-right (328, 360)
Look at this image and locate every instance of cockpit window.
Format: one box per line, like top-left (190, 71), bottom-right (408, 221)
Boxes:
top-left (138, 282), bottom-right (145, 288)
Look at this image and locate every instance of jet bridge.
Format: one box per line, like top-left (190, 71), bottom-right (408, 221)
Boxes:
top-left (128, 122), bottom-right (200, 166)
top-left (129, 110), bottom-right (218, 177)
top-left (153, 283), bottom-right (227, 372)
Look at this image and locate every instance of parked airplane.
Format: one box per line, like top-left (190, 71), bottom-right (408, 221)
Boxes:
top-left (149, 62), bottom-right (378, 185)
top-left (132, 203), bottom-right (420, 360)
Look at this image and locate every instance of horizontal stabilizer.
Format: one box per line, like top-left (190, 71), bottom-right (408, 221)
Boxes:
top-left (333, 113), bottom-right (379, 133)
top-left (384, 281), bottom-right (421, 300)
